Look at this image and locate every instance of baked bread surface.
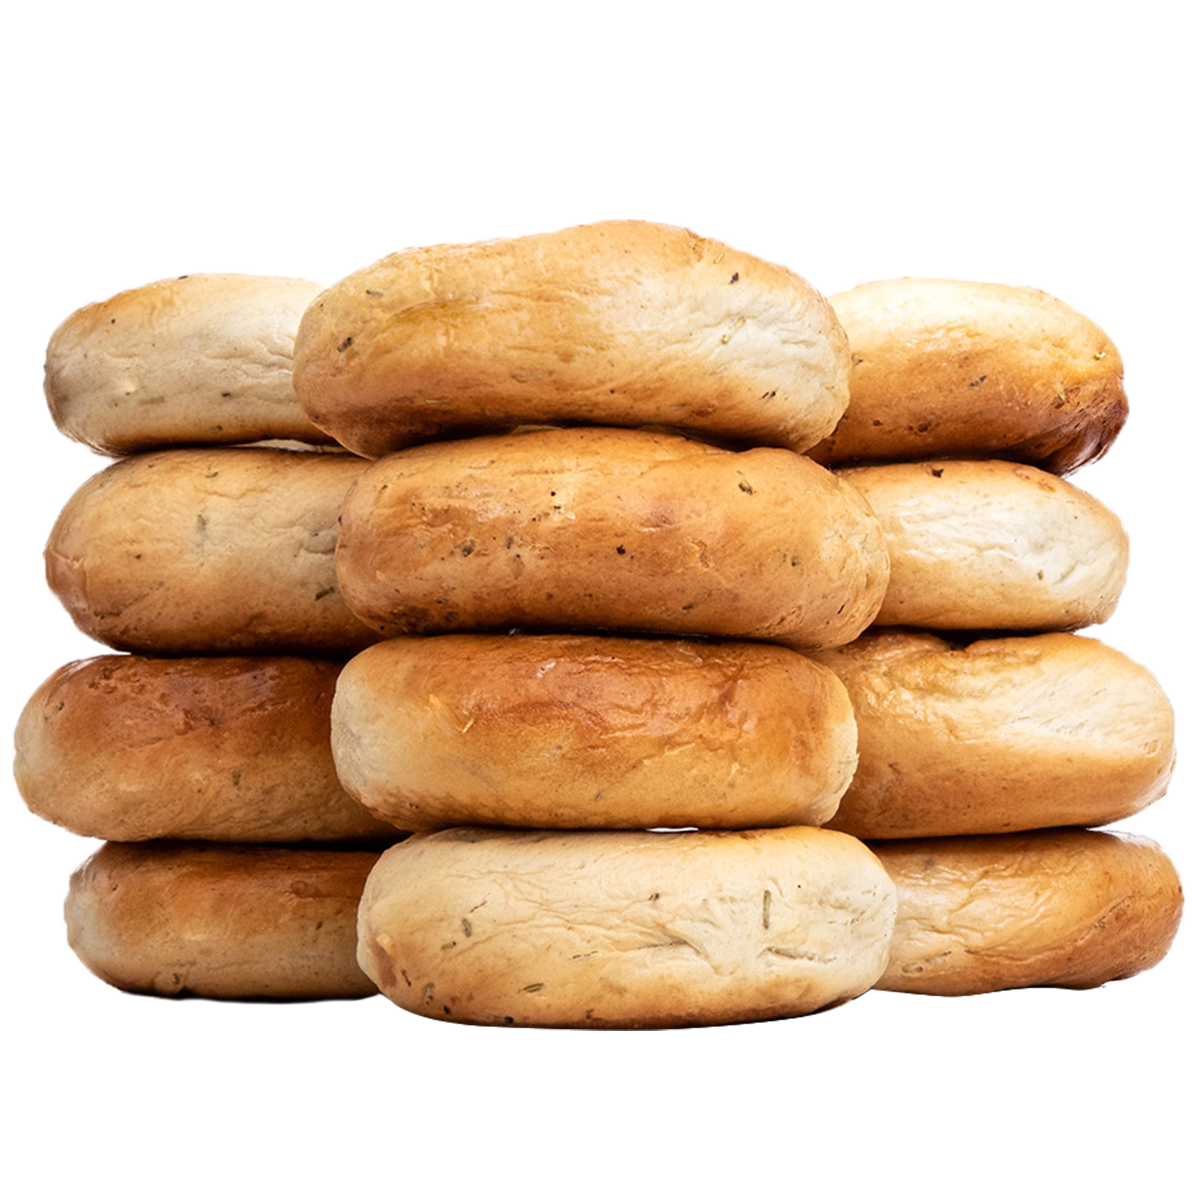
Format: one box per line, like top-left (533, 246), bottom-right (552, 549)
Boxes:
top-left (336, 427), bottom-right (889, 648)
top-left (842, 459), bottom-right (1127, 630)
top-left (66, 842), bottom-right (386, 999)
top-left (358, 826), bottom-right (897, 1028)
top-left (874, 831), bottom-right (1183, 994)
top-left (45, 274), bottom-right (330, 454)
top-left (810, 278), bottom-right (1127, 473)
top-left (332, 634), bottom-right (857, 830)
top-left (45, 448), bottom-right (378, 654)
top-left (293, 220), bottom-right (850, 456)
top-left (16, 655), bottom-right (395, 841)
top-left (812, 630), bottom-right (1174, 838)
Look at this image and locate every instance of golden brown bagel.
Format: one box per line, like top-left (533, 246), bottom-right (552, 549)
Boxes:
top-left (873, 831), bottom-right (1183, 994)
top-left (15, 655), bottom-right (395, 842)
top-left (332, 634), bottom-right (857, 831)
top-left (293, 220), bottom-right (850, 456)
top-left (810, 278), bottom-right (1126, 473)
top-left (335, 427), bottom-right (889, 649)
top-left (66, 842), bottom-right (388, 999)
top-left (811, 630), bottom-right (1174, 839)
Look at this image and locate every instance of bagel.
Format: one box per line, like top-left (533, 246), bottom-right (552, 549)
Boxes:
top-left (45, 448), bottom-right (379, 655)
top-left (809, 278), bottom-right (1127, 473)
top-left (15, 655), bottom-right (396, 842)
top-left (810, 630), bottom-right (1174, 839)
top-left (873, 831), bottom-right (1183, 994)
top-left (335, 427), bottom-right (890, 648)
top-left (357, 826), bottom-right (897, 1028)
top-left (66, 842), bottom-right (387, 999)
top-left (840, 459), bottom-right (1127, 630)
top-left (45, 274), bottom-right (331, 455)
top-left (332, 634), bottom-right (857, 831)
top-left (292, 220), bottom-right (850, 456)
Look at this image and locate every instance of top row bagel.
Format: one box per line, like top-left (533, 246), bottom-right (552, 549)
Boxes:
top-left (291, 221), bottom-right (848, 457)
top-left (46, 274), bottom-right (332, 455)
top-left (44, 221), bottom-right (1126, 471)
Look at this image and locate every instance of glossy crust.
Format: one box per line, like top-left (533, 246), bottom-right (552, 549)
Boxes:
top-left (358, 826), bottom-right (897, 1028)
top-left (811, 630), bottom-right (1175, 839)
top-left (45, 274), bottom-right (332, 454)
top-left (66, 842), bottom-right (388, 999)
top-left (293, 220), bottom-right (850, 457)
top-left (810, 278), bottom-right (1127, 473)
top-left (335, 427), bottom-right (890, 649)
top-left (45, 448), bottom-right (380, 654)
top-left (332, 634), bottom-right (857, 831)
top-left (873, 831), bottom-right (1183, 994)
top-left (841, 460), bottom-right (1127, 630)
top-left (15, 655), bottom-right (395, 842)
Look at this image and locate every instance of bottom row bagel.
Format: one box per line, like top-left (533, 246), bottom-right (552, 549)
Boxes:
top-left (360, 827), bottom-right (895, 1027)
top-left (65, 827), bottom-right (1182, 1025)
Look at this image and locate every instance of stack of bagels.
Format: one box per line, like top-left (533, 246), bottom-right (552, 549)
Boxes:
top-left (15, 220), bottom-right (1182, 1026)
top-left (19, 276), bottom-right (391, 1000)
top-left (807, 279), bottom-right (1181, 994)
top-left (303, 224), bottom-right (903, 1027)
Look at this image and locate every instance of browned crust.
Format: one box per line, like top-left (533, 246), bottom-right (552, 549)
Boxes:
top-left (809, 278), bottom-right (1127, 473)
top-left (45, 274), bottom-right (333, 454)
top-left (358, 827), bottom-right (896, 1027)
top-left (332, 634), bottom-right (857, 831)
top-left (811, 630), bottom-right (1175, 838)
top-left (839, 460), bottom-right (1128, 630)
top-left (293, 220), bottom-right (849, 456)
top-left (335, 427), bottom-right (889, 649)
top-left (15, 655), bottom-right (396, 842)
top-left (45, 448), bottom-right (380, 655)
top-left (66, 842), bottom-right (389, 999)
top-left (873, 830), bottom-right (1183, 994)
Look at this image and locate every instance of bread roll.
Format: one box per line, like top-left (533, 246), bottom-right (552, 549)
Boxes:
top-left (841, 460), bottom-right (1127, 630)
top-left (45, 274), bottom-right (331, 454)
top-left (293, 220), bottom-right (850, 456)
top-left (16, 655), bottom-right (395, 842)
top-left (358, 826), bottom-right (897, 1028)
top-left (45, 448), bottom-right (379, 654)
top-left (335, 427), bottom-right (890, 649)
top-left (811, 630), bottom-right (1174, 839)
top-left (810, 278), bottom-right (1126, 473)
top-left (874, 831), bottom-right (1183, 994)
top-left (66, 842), bottom-right (387, 999)
top-left (332, 634), bottom-right (857, 831)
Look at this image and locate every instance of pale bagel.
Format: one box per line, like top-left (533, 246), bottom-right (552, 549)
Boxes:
top-left (335, 427), bottom-right (890, 648)
top-left (357, 826), bottom-right (897, 1028)
top-left (45, 274), bottom-right (331, 454)
top-left (15, 655), bottom-right (395, 842)
top-left (840, 459), bottom-right (1127, 630)
top-left (45, 448), bottom-right (379, 654)
top-left (332, 634), bottom-right (857, 831)
top-left (293, 220), bottom-right (850, 456)
top-left (873, 831), bottom-right (1183, 994)
top-left (810, 278), bottom-right (1126, 473)
top-left (811, 630), bottom-right (1174, 839)
top-left (66, 842), bottom-right (387, 999)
